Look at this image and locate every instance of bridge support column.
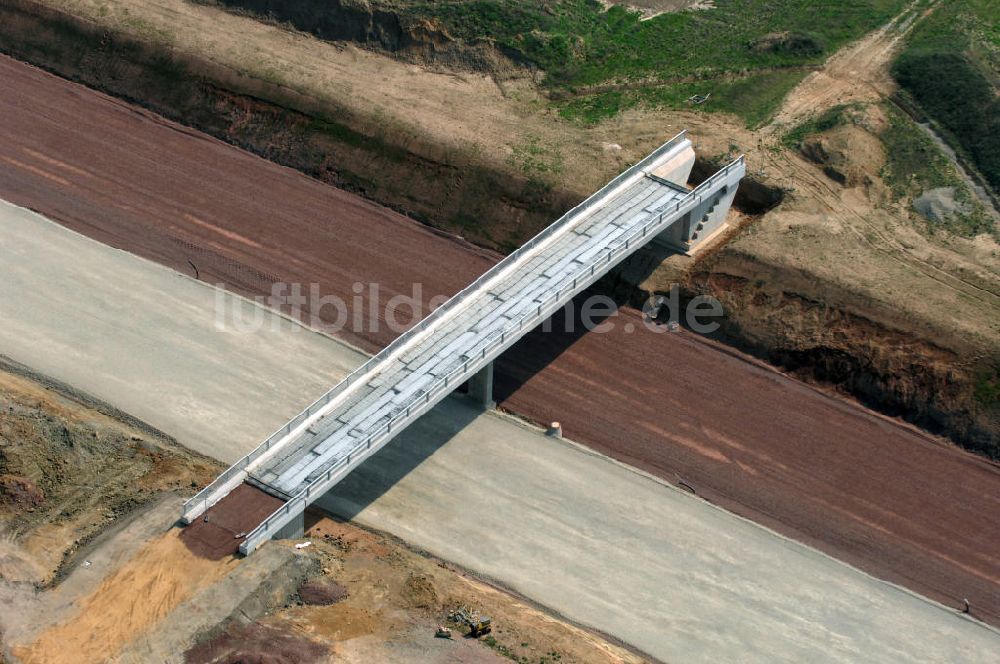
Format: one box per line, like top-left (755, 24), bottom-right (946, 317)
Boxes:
top-left (467, 361), bottom-right (495, 409)
top-left (272, 509), bottom-right (304, 540)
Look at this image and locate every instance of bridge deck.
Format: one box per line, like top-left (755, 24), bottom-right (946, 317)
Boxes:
top-left (181, 131), bottom-right (746, 554)
top-left (251, 174), bottom-right (686, 496)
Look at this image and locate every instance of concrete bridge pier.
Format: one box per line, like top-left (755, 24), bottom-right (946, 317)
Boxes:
top-left (466, 361), bottom-right (495, 409)
top-left (643, 139), bottom-right (740, 254)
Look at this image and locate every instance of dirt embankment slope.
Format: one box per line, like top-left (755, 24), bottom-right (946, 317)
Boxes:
top-left (233, 514), bottom-right (646, 664)
top-left (2, 56), bottom-right (1000, 625)
top-left (651, 2), bottom-right (1000, 454)
top-left (0, 360), bottom-right (226, 661)
top-left (0, 359), bottom-right (219, 588)
top-left (0, 0), bottom-right (587, 253)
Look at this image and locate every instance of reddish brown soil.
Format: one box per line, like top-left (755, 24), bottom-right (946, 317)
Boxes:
top-left (0, 58), bottom-right (495, 353)
top-left (180, 484), bottom-right (284, 559)
top-left (184, 622), bottom-right (327, 664)
top-left (0, 474), bottom-right (45, 509)
top-left (298, 578), bottom-right (349, 606)
top-left (2, 55), bottom-right (999, 624)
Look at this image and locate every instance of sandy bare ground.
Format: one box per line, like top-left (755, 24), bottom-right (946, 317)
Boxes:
top-left (769, 1), bottom-right (934, 130)
top-left (743, 0), bottom-right (1000, 344)
top-left (1, 201), bottom-right (999, 662)
top-left (758, 1), bottom-right (999, 314)
top-left (12, 531), bottom-right (239, 664)
top-left (720, 0), bottom-right (1000, 352)
top-left (42, 0), bottom-right (586, 180)
top-left (601, 0), bottom-right (711, 21)
top-left (0, 497), bottom-right (184, 650)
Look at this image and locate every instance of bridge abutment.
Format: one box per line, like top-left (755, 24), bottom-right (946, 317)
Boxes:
top-left (650, 143), bottom-right (696, 187)
top-left (272, 509), bottom-right (304, 540)
top-left (653, 167), bottom-right (741, 255)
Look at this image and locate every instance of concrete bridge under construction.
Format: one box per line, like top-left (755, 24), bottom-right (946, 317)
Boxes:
top-left (181, 131), bottom-right (745, 554)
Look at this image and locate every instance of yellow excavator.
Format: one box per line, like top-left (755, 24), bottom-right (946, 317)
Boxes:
top-left (448, 607), bottom-right (492, 637)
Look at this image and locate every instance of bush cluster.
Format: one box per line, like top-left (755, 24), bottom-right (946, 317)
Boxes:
top-left (893, 51), bottom-right (1000, 192)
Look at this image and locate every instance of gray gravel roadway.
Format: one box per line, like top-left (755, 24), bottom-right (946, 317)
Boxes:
top-left (1, 199), bottom-right (997, 662)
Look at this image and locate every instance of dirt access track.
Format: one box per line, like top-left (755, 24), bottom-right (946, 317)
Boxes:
top-left (1, 56), bottom-right (1000, 624)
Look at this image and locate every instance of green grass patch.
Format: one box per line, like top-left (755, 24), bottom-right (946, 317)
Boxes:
top-left (557, 89), bottom-right (628, 125)
top-left (892, 0), bottom-right (1000, 192)
top-left (409, 0), bottom-right (906, 125)
top-left (306, 117), bottom-right (408, 163)
top-left (709, 69), bottom-right (808, 128)
top-left (782, 103), bottom-right (856, 149)
top-left (880, 106), bottom-right (960, 199)
top-left (880, 105), bottom-right (993, 237)
top-left (558, 68), bottom-right (806, 127)
top-left (508, 135), bottom-right (564, 175)
top-left (975, 368), bottom-right (1000, 406)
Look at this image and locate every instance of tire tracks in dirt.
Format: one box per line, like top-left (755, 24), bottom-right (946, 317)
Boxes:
top-left (760, 0), bottom-right (1000, 305)
top-left (761, 137), bottom-right (1000, 303)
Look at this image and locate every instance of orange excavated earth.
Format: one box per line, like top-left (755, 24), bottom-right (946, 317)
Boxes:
top-left (14, 530), bottom-right (239, 664)
top-left (1, 56), bottom-right (998, 623)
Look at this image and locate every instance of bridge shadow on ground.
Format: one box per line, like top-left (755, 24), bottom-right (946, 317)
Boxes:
top-left (494, 241), bottom-right (675, 405)
top-left (313, 245), bottom-right (678, 522)
top-left (314, 393), bottom-right (484, 522)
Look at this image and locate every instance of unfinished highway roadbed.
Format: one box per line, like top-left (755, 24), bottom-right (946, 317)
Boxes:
top-left (1, 200), bottom-right (998, 662)
top-left (1, 54), bottom-right (999, 625)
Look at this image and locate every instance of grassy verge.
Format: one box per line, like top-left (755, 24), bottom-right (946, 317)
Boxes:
top-left (880, 105), bottom-right (993, 238)
top-left (220, 0), bottom-right (908, 127)
top-left (559, 68), bottom-right (807, 127)
top-left (418, 0), bottom-right (906, 125)
top-left (892, 0), bottom-right (1000, 193)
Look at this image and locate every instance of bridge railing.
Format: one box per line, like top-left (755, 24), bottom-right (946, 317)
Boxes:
top-left (180, 375), bottom-right (349, 522)
top-left (237, 153), bottom-right (745, 554)
top-left (182, 131), bottom-right (694, 524)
